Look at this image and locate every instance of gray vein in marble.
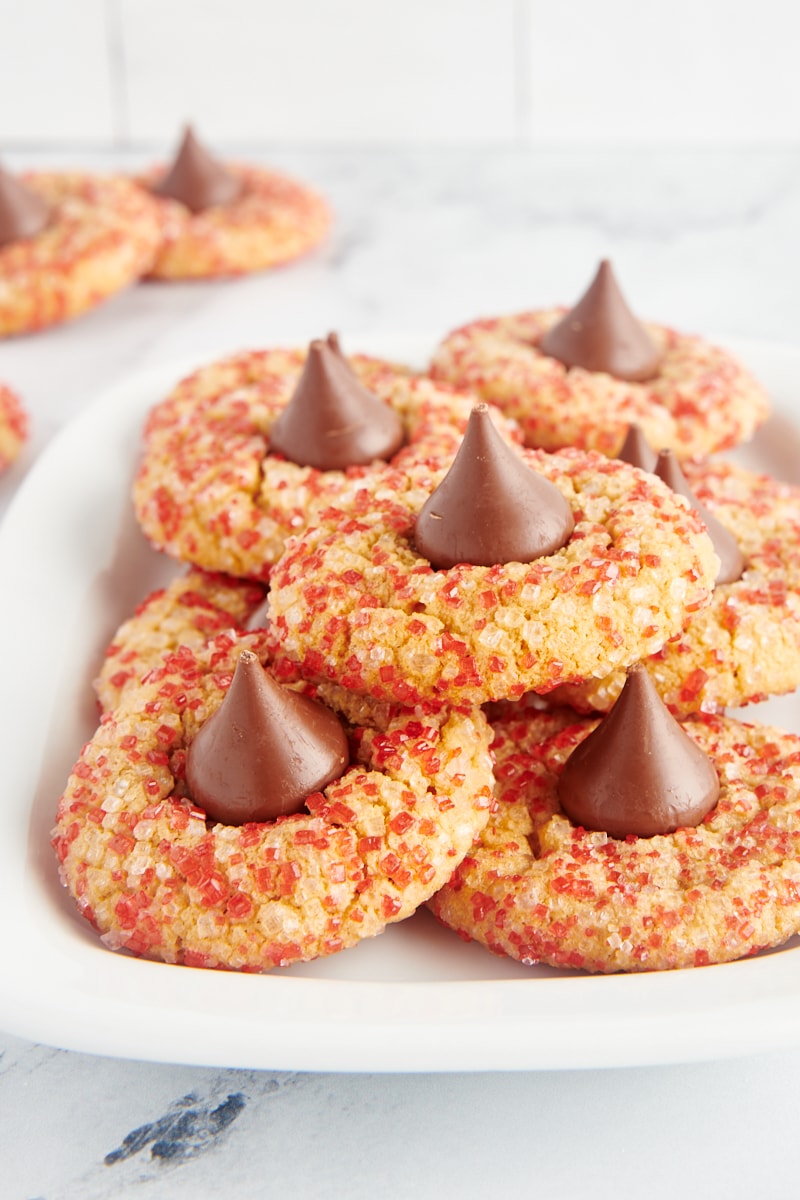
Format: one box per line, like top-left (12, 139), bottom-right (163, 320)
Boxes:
top-left (103, 1089), bottom-right (246, 1164)
top-left (39, 1071), bottom-right (307, 1200)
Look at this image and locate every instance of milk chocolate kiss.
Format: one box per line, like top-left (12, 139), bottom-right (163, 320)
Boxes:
top-left (557, 663), bottom-right (720, 838)
top-left (152, 126), bottom-right (241, 213)
top-left (0, 165), bottom-right (51, 246)
top-left (539, 260), bottom-right (662, 383)
top-left (185, 650), bottom-right (349, 825)
top-left (617, 423), bottom-right (658, 473)
top-left (655, 449), bottom-right (744, 586)
top-left (414, 404), bottom-right (574, 570)
top-left (268, 334), bottom-right (405, 470)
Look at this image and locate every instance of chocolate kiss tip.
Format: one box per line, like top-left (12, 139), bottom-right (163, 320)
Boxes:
top-left (414, 404), bottom-right (574, 570)
top-left (557, 662), bottom-right (720, 839)
top-left (654, 449), bottom-right (744, 586)
top-left (152, 125), bottom-right (241, 214)
top-left (267, 335), bottom-right (404, 471)
top-left (539, 259), bottom-right (662, 383)
top-left (185, 649), bottom-right (349, 825)
top-left (0, 165), bottom-right (51, 246)
top-left (616, 423), bottom-right (658, 473)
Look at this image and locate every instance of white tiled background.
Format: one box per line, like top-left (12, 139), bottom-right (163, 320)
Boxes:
top-left (1, 0), bottom-right (798, 148)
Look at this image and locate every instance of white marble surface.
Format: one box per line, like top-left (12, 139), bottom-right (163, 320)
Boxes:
top-left (1, 145), bottom-right (800, 1197)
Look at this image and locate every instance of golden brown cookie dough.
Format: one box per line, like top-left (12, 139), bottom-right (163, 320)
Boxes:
top-left (267, 447), bottom-right (719, 707)
top-left (552, 459), bottom-right (800, 715)
top-left (96, 567), bottom-right (267, 713)
top-left (428, 705), bottom-right (800, 973)
top-left (430, 311), bottom-right (769, 460)
top-left (0, 382), bottom-right (27, 470)
top-left (0, 172), bottom-right (162, 336)
top-left (53, 626), bottom-right (494, 972)
top-left (133, 347), bottom-right (518, 581)
top-left (141, 163), bottom-right (329, 279)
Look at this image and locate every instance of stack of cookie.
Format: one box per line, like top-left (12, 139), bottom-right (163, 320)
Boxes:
top-left (51, 267), bottom-right (800, 976)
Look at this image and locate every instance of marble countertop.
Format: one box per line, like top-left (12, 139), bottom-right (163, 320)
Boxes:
top-left (2, 145), bottom-right (800, 1198)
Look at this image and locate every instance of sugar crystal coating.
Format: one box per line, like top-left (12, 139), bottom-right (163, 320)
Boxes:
top-left (551, 458), bottom-right (800, 716)
top-left (429, 705), bottom-right (800, 973)
top-left (53, 630), bottom-right (495, 971)
top-left (431, 311), bottom-right (769, 459)
top-left (134, 349), bottom-right (520, 581)
top-left (267, 446), bottom-right (719, 706)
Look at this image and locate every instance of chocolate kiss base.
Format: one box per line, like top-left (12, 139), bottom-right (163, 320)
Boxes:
top-left (655, 449), bottom-right (744, 586)
top-left (539, 259), bottom-right (662, 383)
top-left (152, 126), bottom-right (242, 214)
top-left (557, 663), bottom-right (720, 838)
top-left (268, 335), bottom-right (405, 470)
top-left (185, 650), bottom-right (349, 825)
top-left (0, 166), bottom-right (51, 246)
top-left (414, 404), bottom-right (574, 570)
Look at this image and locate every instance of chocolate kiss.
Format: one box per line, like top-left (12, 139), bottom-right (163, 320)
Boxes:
top-left (185, 650), bottom-right (349, 824)
top-left (617, 423), bottom-right (658, 473)
top-left (557, 663), bottom-right (720, 838)
top-left (414, 404), bottom-right (574, 570)
top-left (152, 126), bottom-right (241, 214)
top-left (268, 334), bottom-right (405, 470)
top-left (0, 165), bottom-right (51, 246)
top-left (539, 260), bottom-right (662, 383)
top-left (655, 449), bottom-right (744, 586)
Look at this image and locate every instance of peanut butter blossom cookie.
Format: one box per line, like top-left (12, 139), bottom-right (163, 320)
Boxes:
top-left (134, 334), bottom-right (518, 581)
top-left (141, 126), bottom-right (330, 279)
top-left (0, 381), bottom-right (27, 471)
top-left (267, 405), bottom-right (719, 707)
top-left (553, 431), bottom-right (800, 715)
top-left (0, 163), bottom-right (161, 336)
top-left (428, 665), bottom-right (800, 973)
top-left (430, 260), bottom-right (769, 460)
top-left (53, 628), bottom-right (494, 971)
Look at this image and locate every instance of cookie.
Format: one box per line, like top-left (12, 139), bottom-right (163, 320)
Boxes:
top-left (96, 567), bottom-right (267, 713)
top-left (0, 382), bottom-right (27, 471)
top-left (430, 263), bottom-right (768, 460)
top-left (0, 168), bottom-right (161, 336)
top-left (133, 340), bottom-right (518, 581)
top-left (141, 128), bottom-right (329, 279)
top-left (428, 703), bottom-right (800, 973)
top-left (553, 458), bottom-right (800, 716)
top-left (267, 443), bottom-right (719, 707)
top-left (53, 628), bottom-right (494, 971)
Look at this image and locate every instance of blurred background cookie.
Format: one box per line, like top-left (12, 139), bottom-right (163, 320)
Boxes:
top-left (0, 165), bottom-right (161, 336)
top-left (430, 260), bottom-right (770, 460)
top-left (139, 126), bottom-right (330, 279)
